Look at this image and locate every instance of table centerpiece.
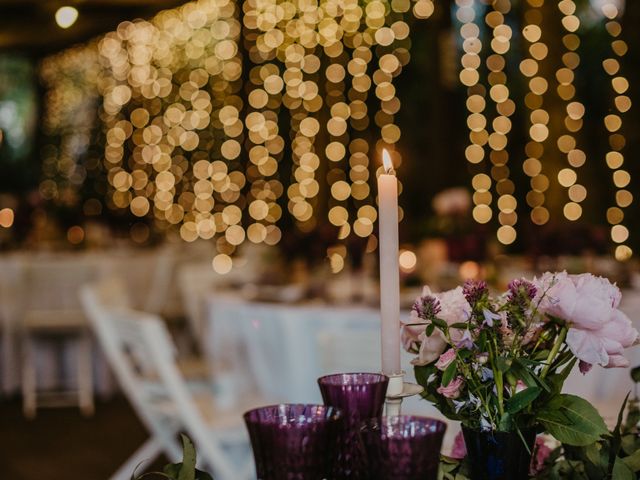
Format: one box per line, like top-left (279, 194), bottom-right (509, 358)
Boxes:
top-left (402, 272), bottom-right (639, 480)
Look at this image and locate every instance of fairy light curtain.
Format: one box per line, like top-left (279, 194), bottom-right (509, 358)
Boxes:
top-left (457, 0), bottom-right (633, 259)
top-left (40, 0), bottom-right (433, 270)
top-left (40, 0), bottom-right (633, 263)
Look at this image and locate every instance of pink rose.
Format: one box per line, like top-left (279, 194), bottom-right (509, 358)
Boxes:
top-left (437, 376), bottom-right (464, 399)
top-left (449, 431), bottom-right (467, 459)
top-left (435, 349), bottom-right (456, 371)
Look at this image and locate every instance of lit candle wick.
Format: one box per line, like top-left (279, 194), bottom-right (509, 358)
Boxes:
top-left (382, 149), bottom-right (393, 174)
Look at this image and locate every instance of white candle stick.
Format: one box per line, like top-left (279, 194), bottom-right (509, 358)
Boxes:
top-left (378, 149), bottom-right (401, 376)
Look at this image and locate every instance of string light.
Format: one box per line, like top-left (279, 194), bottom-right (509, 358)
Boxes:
top-left (600, 1), bottom-right (632, 261)
top-left (555, 0), bottom-right (586, 222)
top-left (485, 0), bottom-right (517, 246)
top-left (520, 0), bottom-right (550, 227)
top-left (457, 0), bottom-right (492, 227)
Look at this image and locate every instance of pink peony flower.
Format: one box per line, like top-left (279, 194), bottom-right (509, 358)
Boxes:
top-left (403, 286), bottom-right (472, 365)
top-left (565, 307), bottom-right (638, 368)
top-left (449, 431), bottom-right (467, 459)
top-left (411, 329), bottom-right (448, 366)
top-left (535, 272), bottom-right (639, 368)
top-left (435, 349), bottom-right (456, 371)
top-left (437, 376), bottom-right (464, 399)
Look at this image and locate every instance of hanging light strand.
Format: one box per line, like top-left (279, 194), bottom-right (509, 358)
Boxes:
top-left (556, 0), bottom-right (587, 222)
top-left (600, 1), bottom-right (633, 261)
top-left (520, 0), bottom-right (550, 227)
top-left (485, 0), bottom-right (517, 246)
top-left (458, 0), bottom-right (492, 227)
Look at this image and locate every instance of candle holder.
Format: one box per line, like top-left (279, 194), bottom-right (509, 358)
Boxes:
top-left (384, 371), bottom-right (424, 417)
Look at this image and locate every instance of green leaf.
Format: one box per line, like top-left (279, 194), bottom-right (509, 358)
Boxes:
top-left (431, 317), bottom-right (448, 329)
top-left (613, 457), bottom-right (635, 480)
top-left (178, 434), bottom-right (197, 480)
top-left (426, 323), bottom-right (435, 336)
top-left (496, 357), bottom-right (511, 373)
top-left (442, 361), bottom-right (457, 387)
top-left (164, 463), bottom-right (183, 479)
top-left (449, 322), bottom-right (469, 329)
top-left (623, 449), bottom-right (640, 472)
top-left (610, 393), bottom-right (631, 474)
top-left (538, 394), bottom-right (608, 446)
top-left (506, 386), bottom-right (541, 414)
top-left (630, 366), bottom-right (640, 383)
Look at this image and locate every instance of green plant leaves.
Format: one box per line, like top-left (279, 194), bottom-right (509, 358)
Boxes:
top-left (506, 386), bottom-right (541, 414)
top-left (538, 394), bottom-right (608, 446)
top-left (442, 361), bottom-right (457, 387)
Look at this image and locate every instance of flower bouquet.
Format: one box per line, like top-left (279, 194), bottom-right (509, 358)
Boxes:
top-left (402, 272), bottom-right (639, 480)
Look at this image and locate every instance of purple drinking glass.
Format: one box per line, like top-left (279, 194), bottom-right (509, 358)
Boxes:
top-left (361, 415), bottom-right (447, 480)
top-left (317, 372), bottom-right (389, 479)
top-left (243, 403), bottom-right (344, 480)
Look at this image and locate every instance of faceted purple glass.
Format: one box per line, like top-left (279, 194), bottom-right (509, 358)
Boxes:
top-left (243, 403), bottom-right (344, 480)
top-left (317, 372), bottom-right (388, 479)
top-left (361, 415), bottom-right (447, 480)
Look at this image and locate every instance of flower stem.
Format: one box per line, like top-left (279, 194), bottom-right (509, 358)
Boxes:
top-left (540, 326), bottom-right (567, 380)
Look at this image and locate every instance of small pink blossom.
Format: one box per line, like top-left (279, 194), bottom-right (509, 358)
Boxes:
top-left (530, 436), bottom-right (553, 476)
top-left (437, 376), bottom-right (464, 399)
top-left (449, 431), bottom-right (467, 459)
top-left (435, 349), bottom-right (456, 371)
top-left (515, 380), bottom-right (527, 393)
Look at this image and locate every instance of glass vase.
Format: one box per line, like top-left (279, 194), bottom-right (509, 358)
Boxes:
top-left (461, 426), bottom-right (537, 480)
top-left (317, 372), bottom-right (388, 479)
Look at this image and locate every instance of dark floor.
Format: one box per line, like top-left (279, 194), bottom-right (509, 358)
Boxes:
top-left (0, 396), bottom-right (168, 480)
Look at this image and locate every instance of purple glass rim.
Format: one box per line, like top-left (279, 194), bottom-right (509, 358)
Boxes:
top-left (243, 403), bottom-right (344, 426)
top-left (317, 372), bottom-right (389, 386)
top-left (362, 415), bottom-right (447, 438)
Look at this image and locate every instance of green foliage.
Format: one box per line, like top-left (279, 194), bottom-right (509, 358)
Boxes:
top-left (534, 395), bottom-right (640, 480)
top-left (538, 395), bottom-right (608, 447)
top-left (132, 435), bottom-right (213, 480)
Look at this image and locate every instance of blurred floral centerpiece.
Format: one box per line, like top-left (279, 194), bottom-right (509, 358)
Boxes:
top-left (402, 272), bottom-right (639, 480)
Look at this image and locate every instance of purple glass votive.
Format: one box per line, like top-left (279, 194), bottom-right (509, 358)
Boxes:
top-left (317, 372), bottom-right (389, 479)
top-left (243, 403), bottom-right (344, 480)
top-left (361, 415), bottom-right (447, 480)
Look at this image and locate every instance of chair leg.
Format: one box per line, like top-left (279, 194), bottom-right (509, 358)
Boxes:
top-left (77, 332), bottom-right (95, 417)
top-left (109, 437), bottom-right (163, 480)
top-left (21, 335), bottom-right (37, 419)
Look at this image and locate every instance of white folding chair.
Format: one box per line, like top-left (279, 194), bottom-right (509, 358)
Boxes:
top-left (81, 281), bottom-right (255, 480)
top-left (21, 255), bottom-right (99, 417)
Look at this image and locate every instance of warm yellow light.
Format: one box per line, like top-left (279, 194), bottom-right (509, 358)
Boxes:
top-left (382, 149), bottom-right (393, 173)
top-left (0, 208), bottom-right (14, 228)
top-left (398, 250), bottom-right (417, 273)
top-left (55, 6), bottom-right (79, 29)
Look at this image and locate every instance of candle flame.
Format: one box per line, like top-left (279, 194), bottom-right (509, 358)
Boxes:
top-left (382, 149), bottom-right (393, 173)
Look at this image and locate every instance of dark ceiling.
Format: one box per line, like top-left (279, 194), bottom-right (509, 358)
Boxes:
top-left (0, 0), bottom-right (188, 55)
